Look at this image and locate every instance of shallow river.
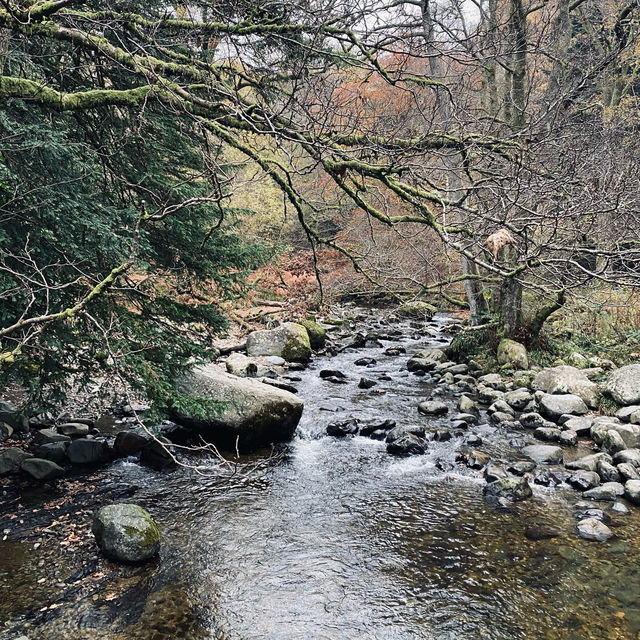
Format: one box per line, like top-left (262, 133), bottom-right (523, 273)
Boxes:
top-left (2, 311), bottom-right (640, 639)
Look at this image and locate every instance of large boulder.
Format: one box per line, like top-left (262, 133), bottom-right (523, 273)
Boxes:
top-left (396, 301), bottom-right (437, 320)
top-left (67, 439), bottom-right (110, 465)
top-left (92, 504), bottom-right (160, 563)
top-left (173, 364), bottom-right (303, 451)
top-left (538, 393), bottom-right (588, 421)
top-left (246, 322), bottom-right (311, 363)
top-left (297, 318), bottom-right (326, 349)
top-left (533, 366), bottom-right (601, 409)
top-left (604, 365), bottom-right (640, 406)
top-left (21, 457), bottom-right (64, 481)
top-left (407, 348), bottom-right (447, 372)
top-left (497, 339), bottom-right (528, 370)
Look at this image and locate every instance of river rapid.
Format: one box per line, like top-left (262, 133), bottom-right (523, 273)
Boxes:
top-left (2, 309), bottom-right (640, 640)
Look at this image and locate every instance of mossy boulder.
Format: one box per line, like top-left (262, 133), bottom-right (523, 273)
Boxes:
top-left (497, 338), bottom-right (529, 370)
top-left (92, 503), bottom-right (160, 563)
top-left (173, 364), bottom-right (303, 451)
top-left (246, 322), bottom-right (311, 363)
top-left (297, 318), bottom-right (326, 349)
top-left (396, 301), bottom-right (437, 320)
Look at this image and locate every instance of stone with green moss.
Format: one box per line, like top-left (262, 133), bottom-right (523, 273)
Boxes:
top-left (246, 322), bottom-right (311, 363)
top-left (297, 318), bottom-right (326, 349)
top-left (497, 338), bottom-right (529, 370)
top-left (92, 503), bottom-right (160, 563)
top-left (396, 301), bottom-right (437, 320)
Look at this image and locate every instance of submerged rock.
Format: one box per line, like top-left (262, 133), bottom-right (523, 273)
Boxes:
top-left (387, 433), bottom-right (427, 456)
top-left (576, 518), bottom-right (613, 542)
top-left (326, 419), bottom-right (359, 438)
top-left (484, 477), bottom-right (533, 503)
top-left (173, 365), bottom-right (303, 451)
top-left (92, 504), bottom-right (160, 563)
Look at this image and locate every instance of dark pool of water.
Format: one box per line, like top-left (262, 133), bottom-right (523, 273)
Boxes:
top-left (2, 311), bottom-right (640, 639)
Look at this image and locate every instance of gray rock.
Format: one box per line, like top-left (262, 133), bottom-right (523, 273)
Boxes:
top-left (604, 364), bottom-right (640, 406)
top-left (490, 411), bottom-right (516, 424)
top-left (522, 444), bottom-right (563, 464)
top-left (0, 400), bottom-right (29, 433)
top-left (616, 405), bottom-right (640, 422)
top-left (266, 355), bottom-right (286, 366)
top-left (562, 416), bottom-right (593, 436)
top-left (458, 396), bottom-right (478, 413)
top-left (568, 471), bottom-right (601, 491)
top-left (539, 394), bottom-right (588, 420)
top-left (140, 438), bottom-right (177, 470)
top-left (396, 301), bottom-right (436, 320)
top-left (624, 479), bottom-right (640, 504)
top-left (576, 518), bottom-right (613, 541)
top-left (488, 399), bottom-right (515, 415)
top-left (611, 502), bottom-right (629, 515)
top-left (451, 413), bottom-right (477, 425)
top-left (417, 401), bottom-right (449, 417)
top-left (484, 463), bottom-right (508, 482)
top-left (246, 322), bottom-right (311, 362)
top-left (358, 377), bottom-right (377, 389)
top-left (602, 429), bottom-right (627, 454)
top-left (21, 457), bottom-right (64, 481)
top-left (483, 476), bottom-right (532, 502)
top-left (508, 460), bottom-right (537, 476)
top-left (225, 352), bottom-right (258, 377)
top-left (583, 482), bottom-right (624, 501)
top-left (67, 439), bottom-right (109, 465)
top-left (114, 431), bottom-right (149, 457)
top-left (32, 429), bottom-right (71, 446)
top-left (566, 452), bottom-right (613, 472)
top-left (92, 504), bottom-right (160, 562)
top-left (613, 449), bottom-right (640, 466)
top-left (0, 422), bottom-right (13, 442)
top-left (596, 460), bottom-right (621, 483)
top-left (386, 433), bottom-right (427, 457)
top-left (534, 427), bottom-right (562, 442)
top-left (533, 366), bottom-right (600, 408)
top-left (0, 447), bottom-right (31, 475)
top-left (35, 442), bottom-right (68, 464)
top-left (504, 388), bottom-right (534, 411)
top-left (477, 385), bottom-right (504, 404)
top-left (519, 412), bottom-right (549, 429)
top-left (407, 348), bottom-right (446, 372)
top-left (559, 430), bottom-right (578, 447)
top-left (477, 373), bottom-right (507, 391)
top-left (58, 422), bottom-right (90, 438)
top-left (497, 339), bottom-right (529, 370)
top-left (173, 364), bottom-right (303, 451)
top-left (617, 462), bottom-right (640, 481)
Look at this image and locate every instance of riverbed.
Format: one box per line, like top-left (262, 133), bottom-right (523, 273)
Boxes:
top-left (2, 311), bottom-right (640, 639)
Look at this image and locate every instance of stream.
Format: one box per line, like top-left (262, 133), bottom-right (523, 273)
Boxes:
top-left (2, 309), bottom-right (640, 639)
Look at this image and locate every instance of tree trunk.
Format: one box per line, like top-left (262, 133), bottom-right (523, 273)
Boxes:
top-left (421, 0), bottom-right (488, 324)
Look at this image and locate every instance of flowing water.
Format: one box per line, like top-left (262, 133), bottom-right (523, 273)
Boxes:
top-left (2, 310), bottom-right (640, 640)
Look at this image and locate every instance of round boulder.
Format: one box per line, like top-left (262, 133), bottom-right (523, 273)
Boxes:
top-left (92, 503), bottom-right (160, 563)
top-left (605, 365), bottom-right (640, 406)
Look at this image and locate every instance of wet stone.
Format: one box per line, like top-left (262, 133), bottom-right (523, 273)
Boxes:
top-left (386, 434), bottom-right (427, 457)
top-left (35, 442), bottom-right (68, 464)
top-left (596, 460), bottom-right (621, 483)
top-left (508, 460), bottom-right (537, 476)
top-left (320, 369), bottom-right (346, 379)
top-left (326, 419), bottom-right (359, 438)
top-left (534, 427), bottom-right (562, 442)
top-left (568, 471), bottom-right (601, 491)
top-left (624, 479), bottom-right (640, 504)
top-left (565, 452), bottom-right (613, 472)
top-left (114, 431), bottom-right (149, 457)
top-left (617, 462), bottom-right (640, 481)
top-left (21, 457), bottom-right (64, 481)
top-left (417, 401), bottom-right (449, 417)
top-left (358, 377), bottom-right (377, 389)
top-left (359, 420), bottom-right (395, 438)
top-left (522, 444), bottom-right (563, 464)
top-left (559, 430), bottom-right (578, 447)
top-left (58, 422), bottom-right (90, 437)
top-left (583, 482), bottom-right (624, 501)
top-left (576, 518), bottom-right (613, 542)
top-left (483, 477), bottom-right (533, 503)
top-left (613, 449), bottom-right (640, 466)
top-left (67, 438), bottom-right (110, 465)
top-left (525, 522), bottom-right (561, 541)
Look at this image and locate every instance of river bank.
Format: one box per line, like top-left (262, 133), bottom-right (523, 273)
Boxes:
top-left (2, 307), bottom-right (640, 639)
